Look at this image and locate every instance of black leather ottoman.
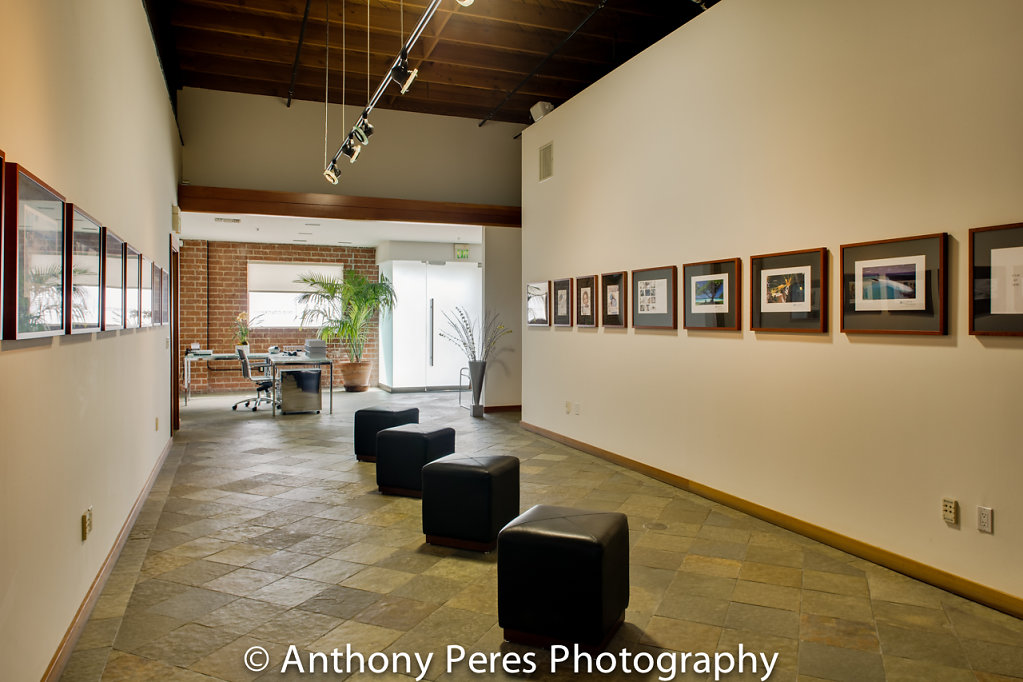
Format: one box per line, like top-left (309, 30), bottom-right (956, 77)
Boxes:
top-left (498, 505), bottom-right (629, 649)
top-left (354, 406), bottom-right (419, 462)
top-left (376, 424), bottom-right (456, 497)
top-left (422, 454), bottom-right (519, 552)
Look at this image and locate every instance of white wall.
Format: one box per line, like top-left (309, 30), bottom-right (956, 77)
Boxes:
top-left (521, 0), bottom-right (1023, 598)
top-left (483, 227), bottom-right (522, 408)
top-left (0, 1), bottom-right (180, 679)
top-left (179, 88), bottom-right (524, 207)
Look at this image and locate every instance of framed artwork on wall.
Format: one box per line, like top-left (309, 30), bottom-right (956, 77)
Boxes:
top-left (2, 163), bottom-right (66, 340)
top-left (750, 247), bottom-right (827, 332)
top-left (526, 280), bottom-right (550, 326)
top-left (683, 258), bottom-right (741, 330)
top-left (103, 229), bottom-right (124, 331)
top-left (154, 266), bottom-right (163, 326)
top-left (631, 265), bottom-right (677, 329)
top-left (141, 256), bottom-right (153, 327)
top-left (575, 275), bottom-right (598, 327)
top-left (162, 268), bottom-right (171, 325)
top-left (601, 271), bottom-right (628, 327)
top-left (970, 222), bottom-right (1023, 335)
top-left (840, 233), bottom-right (947, 335)
top-left (552, 278), bottom-right (573, 326)
top-left (125, 244), bottom-right (141, 328)
top-left (66, 205), bottom-right (103, 334)
top-left (0, 149), bottom-right (4, 326)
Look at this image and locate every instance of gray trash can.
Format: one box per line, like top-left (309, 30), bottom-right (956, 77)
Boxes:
top-left (278, 368), bottom-right (322, 414)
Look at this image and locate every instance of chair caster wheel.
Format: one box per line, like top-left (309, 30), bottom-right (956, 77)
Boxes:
top-left (252, 406), bottom-right (258, 412)
top-left (232, 405), bottom-right (237, 410)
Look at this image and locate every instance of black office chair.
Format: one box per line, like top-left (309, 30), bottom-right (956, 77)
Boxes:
top-left (233, 346), bottom-right (274, 412)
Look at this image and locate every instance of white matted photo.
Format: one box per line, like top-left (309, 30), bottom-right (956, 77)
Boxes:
top-left (691, 272), bottom-right (729, 313)
top-left (637, 278), bottom-right (667, 314)
top-left (557, 289), bottom-right (568, 316)
top-left (761, 265), bottom-right (811, 313)
top-left (526, 281), bottom-right (549, 325)
top-left (990, 245), bottom-right (1023, 315)
top-left (579, 286), bottom-right (592, 316)
top-left (855, 254), bottom-right (925, 311)
top-left (607, 284), bottom-right (620, 316)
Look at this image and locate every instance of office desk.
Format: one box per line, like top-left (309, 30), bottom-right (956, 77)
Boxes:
top-left (182, 351), bottom-right (268, 405)
top-left (267, 353), bottom-right (333, 416)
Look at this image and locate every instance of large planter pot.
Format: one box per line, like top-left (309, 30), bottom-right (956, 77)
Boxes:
top-left (340, 361), bottom-right (372, 392)
top-left (468, 360), bottom-right (486, 417)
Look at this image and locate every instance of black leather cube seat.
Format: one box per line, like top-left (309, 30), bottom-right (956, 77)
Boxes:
top-left (498, 505), bottom-right (629, 649)
top-left (422, 454), bottom-right (519, 552)
top-left (354, 406), bottom-right (419, 462)
top-left (375, 424), bottom-right (455, 497)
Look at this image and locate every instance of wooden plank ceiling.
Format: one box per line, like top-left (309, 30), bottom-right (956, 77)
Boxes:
top-left (146, 0), bottom-right (716, 125)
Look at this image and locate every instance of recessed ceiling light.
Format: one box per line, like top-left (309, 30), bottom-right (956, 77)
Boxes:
top-left (292, 239), bottom-right (308, 243)
top-left (304, 223), bottom-right (321, 227)
top-left (214, 217), bottom-right (241, 223)
top-left (298, 231), bottom-right (313, 235)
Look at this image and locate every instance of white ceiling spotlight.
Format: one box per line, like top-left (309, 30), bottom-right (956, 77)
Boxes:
top-left (456, 0), bottom-right (475, 6)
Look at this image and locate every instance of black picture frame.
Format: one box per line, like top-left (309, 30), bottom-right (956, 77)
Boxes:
top-left (66, 205), bottom-right (104, 334)
top-left (970, 222), bottom-right (1023, 336)
top-left (141, 255), bottom-right (153, 328)
top-left (125, 244), bottom-right (141, 329)
top-left (683, 258), bottom-right (741, 330)
top-left (2, 163), bottom-right (66, 340)
top-left (575, 275), bottom-right (598, 327)
top-left (154, 266), bottom-right (163, 327)
top-left (840, 233), bottom-right (947, 335)
top-left (601, 271), bottom-right (628, 328)
top-left (631, 265), bottom-right (677, 330)
top-left (750, 248), bottom-right (827, 333)
top-left (552, 278), bottom-right (573, 326)
top-left (0, 149), bottom-right (4, 328)
top-left (526, 280), bottom-right (550, 326)
top-left (103, 229), bottom-right (125, 331)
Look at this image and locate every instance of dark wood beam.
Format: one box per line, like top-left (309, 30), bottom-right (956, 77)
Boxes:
top-left (178, 185), bottom-right (522, 227)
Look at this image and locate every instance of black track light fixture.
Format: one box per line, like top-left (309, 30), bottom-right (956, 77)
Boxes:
top-left (352, 116), bottom-right (374, 145)
top-left (390, 49), bottom-right (418, 95)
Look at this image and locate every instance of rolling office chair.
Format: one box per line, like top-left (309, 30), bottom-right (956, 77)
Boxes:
top-left (232, 346), bottom-right (274, 412)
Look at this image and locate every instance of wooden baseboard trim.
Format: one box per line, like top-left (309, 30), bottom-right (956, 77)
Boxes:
top-left (484, 404), bottom-right (521, 413)
top-left (42, 438), bottom-right (176, 682)
top-left (519, 421), bottom-right (1023, 620)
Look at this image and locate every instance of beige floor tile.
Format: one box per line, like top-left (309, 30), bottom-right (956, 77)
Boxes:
top-left (341, 566), bottom-right (417, 594)
top-left (311, 620), bottom-right (404, 653)
top-left (248, 609), bottom-right (342, 646)
top-left (204, 568), bottom-right (284, 597)
top-left (354, 595), bottom-right (441, 630)
top-left (800, 613), bottom-right (880, 652)
top-left (881, 655), bottom-right (975, 682)
top-left (248, 577), bottom-right (332, 607)
top-left (640, 615), bottom-right (722, 652)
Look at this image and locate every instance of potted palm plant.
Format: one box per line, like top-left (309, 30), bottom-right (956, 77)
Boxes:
top-left (440, 306), bottom-right (512, 417)
top-left (296, 270), bottom-right (396, 392)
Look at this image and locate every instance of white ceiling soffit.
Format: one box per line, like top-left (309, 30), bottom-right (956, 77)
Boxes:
top-left (178, 212), bottom-right (483, 247)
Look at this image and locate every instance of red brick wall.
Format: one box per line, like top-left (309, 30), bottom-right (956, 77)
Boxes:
top-left (178, 240), bottom-right (379, 393)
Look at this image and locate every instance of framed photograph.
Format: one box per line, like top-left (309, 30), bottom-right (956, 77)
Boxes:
top-left (141, 256), bottom-right (154, 327)
top-left (601, 271), bottom-right (628, 327)
top-left (103, 229), bottom-right (125, 330)
top-left (154, 266), bottom-right (163, 327)
top-left (683, 258), bottom-right (741, 330)
top-left (2, 163), bottom-right (66, 339)
top-left (576, 275), bottom-right (598, 327)
top-left (125, 244), bottom-right (141, 328)
top-left (750, 248), bottom-right (827, 332)
top-left (840, 233), bottom-right (946, 334)
top-left (631, 265), bottom-right (677, 329)
top-left (162, 268), bottom-right (171, 325)
top-left (526, 280), bottom-right (550, 326)
top-left (970, 222), bottom-right (1023, 335)
top-left (552, 278), bottom-right (573, 326)
top-left (65, 205), bottom-right (103, 334)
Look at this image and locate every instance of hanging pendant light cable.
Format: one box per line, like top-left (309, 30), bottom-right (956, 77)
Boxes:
top-left (323, 0), bottom-right (330, 168)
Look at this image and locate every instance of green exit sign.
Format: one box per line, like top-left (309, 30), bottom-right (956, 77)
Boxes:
top-left (454, 244), bottom-right (471, 261)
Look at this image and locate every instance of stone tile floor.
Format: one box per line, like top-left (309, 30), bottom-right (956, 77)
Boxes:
top-left (60, 390), bottom-right (1023, 681)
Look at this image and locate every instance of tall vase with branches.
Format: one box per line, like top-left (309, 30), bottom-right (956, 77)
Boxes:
top-left (296, 270), bottom-right (397, 391)
top-left (440, 306), bottom-right (512, 416)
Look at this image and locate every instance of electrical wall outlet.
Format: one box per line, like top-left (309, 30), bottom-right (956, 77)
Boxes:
top-left (564, 401), bottom-right (571, 414)
top-left (942, 498), bottom-right (958, 525)
top-left (81, 507), bottom-right (93, 541)
top-left (978, 506), bottom-right (993, 534)
top-left (573, 403), bottom-right (580, 415)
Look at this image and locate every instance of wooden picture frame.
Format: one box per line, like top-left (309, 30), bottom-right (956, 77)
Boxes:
top-left (125, 244), bottom-right (141, 329)
top-left (2, 163), bottom-right (66, 339)
top-left (840, 233), bottom-right (947, 335)
top-left (750, 247), bottom-right (827, 333)
top-left (631, 265), bottom-right (678, 329)
top-left (970, 222), bottom-right (1023, 336)
top-left (65, 205), bottom-right (104, 334)
top-left (162, 268), bottom-right (171, 325)
top-left (575, 275), bottom-right (598, 327)
top-left (141, 255), bottom-right (153, 327)
top-left (526, 280), bottom-right (550, 326)
top-left (552, 278), bottom-right (573, 326)
top-left (154, 266), bottom-right (163, 326)
top-left (103, 228), bottom-right (125, 331)
top-left (683, 258), bottom-right (741, 330)
top-left (600, 271), bottom-right (628, 327)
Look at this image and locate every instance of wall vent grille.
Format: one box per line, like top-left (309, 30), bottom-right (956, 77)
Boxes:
top-left (539, 142), bottom-right (553, 181)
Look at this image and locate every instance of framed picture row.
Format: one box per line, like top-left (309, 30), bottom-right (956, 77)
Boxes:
top-left (0, 153), bottom-right (169, 340)
top-left (526, 227), bottom-right (1017, 337)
